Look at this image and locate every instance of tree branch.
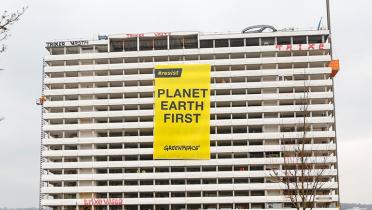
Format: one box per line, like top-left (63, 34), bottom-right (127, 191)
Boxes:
top-left (0, 7), bottom-right (27, 53)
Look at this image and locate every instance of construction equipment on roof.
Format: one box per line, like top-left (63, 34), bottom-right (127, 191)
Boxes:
top-left (242, 25), bottom-right (277, 33)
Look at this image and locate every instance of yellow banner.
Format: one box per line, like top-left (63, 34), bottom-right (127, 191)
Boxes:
top-left (154, 64), bottom-right (211, 160)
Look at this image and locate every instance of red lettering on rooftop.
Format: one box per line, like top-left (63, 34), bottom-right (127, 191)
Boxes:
top-left (126, 33), bottom-right (144, 38)
top-left (83, 198), bottom-right (123, 206)
top-left (275, 44), bottom-right (327, 51)
top-left (154, 32), bottom-right (171, 37)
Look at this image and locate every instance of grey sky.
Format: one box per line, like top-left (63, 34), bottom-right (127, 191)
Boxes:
top-left (0, 0), bottom-right (371, 208)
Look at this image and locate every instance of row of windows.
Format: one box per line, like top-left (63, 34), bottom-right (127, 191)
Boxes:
top-left (46, 74), bottom-right (329, 90)
top-left (45, 88), bottom-right (332, 102)
top-left (48, 35), bottom-right (328, 55)
top-left (49, 179), bottom-right (334, 190)
top-left (45, 123), bottom-right (332, 138)
top-left (48, 148), bottom-right (329, 160)
top-left (48, 202), bottom-right (337, 210)
top-left (46, 113), bottom-right (332, 127)
top-left (45, 149), bottom-right (334, 163)
top-left (49, 190), bottom-right (268, 198)
top-left (45, 138), bottom-right (334, 152)
top-left (45, 99), bottom-right (331, 113)
top-left (110, 35), bottom-right (199, 52)
top-left (46, 123), bottom-right (333, 139)
top-left (46, 89), bottom-right (331, 103)
top-left (46, 162), bottom-right (333, 175)
top-left (46, 50), bottom-right (329, 67)
top-left (49, 202), bottom-right (337, 210)
top-left (200, 35), bottom-right (327, 48)
top-left (46, 63), bottom-right (329, 79)
top-left (45, 98), bottom-right (331, 113)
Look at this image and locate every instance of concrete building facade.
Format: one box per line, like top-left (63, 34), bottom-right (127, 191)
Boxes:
top-left (40, 28), bottom-right (340, 210)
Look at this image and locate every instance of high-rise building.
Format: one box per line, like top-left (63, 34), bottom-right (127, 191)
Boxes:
top-left (40, 27), bottom-right (340, 210)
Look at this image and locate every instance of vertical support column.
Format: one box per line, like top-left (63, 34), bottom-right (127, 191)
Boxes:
top-left (326, 0), bottom-right (333, 60)
top-left (108, 38), bottom-right (111, 52)
top-left (326, 0), bottom-right (341, 208)
top-left (167, 35), bottom-right (170, 50)
top-left (39, 58), bottom-right (46, 210)
top-left (137, 36), bottom-right (140, 51)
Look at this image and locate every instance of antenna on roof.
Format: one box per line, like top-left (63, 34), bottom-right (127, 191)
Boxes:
top-left (317, 17), bottom-right (323, 30)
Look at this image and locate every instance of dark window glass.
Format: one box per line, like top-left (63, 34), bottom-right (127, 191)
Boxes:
top-left (154, 37), bottom-right (167, 50)
top-left (308, 35), bottom-right (323, 44)
top-left (124, 38), bottom-right (137, 51)
top-left (246, 38), bottom-right (259, 46)
top-left (139, 38), bottom-right (153, 51)
top-left (215, 39), bottom-right (229, 48)
top-left (293, 36), bottom-right (307, 44)
top-left (110, 40), bottom-right (123, 52)
top-left (184, 36), bottom-right (198, 49)
top-left (230, 38), bottom-right (244, 47)
top-left (250, 165), bottom-right (264, 171)
top-left (261, 37), bottom-right (275, 46)
top-left (170, 36), bottom-right (183, 49)
top-left (277, 37), bottom-right (291, 45)
top-left (251, 190), bottom-right (265, 196)
top-left (200, 40), bottom-right (213, 48)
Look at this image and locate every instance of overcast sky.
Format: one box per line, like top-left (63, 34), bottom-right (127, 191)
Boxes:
top-left (0, 0), bottom-right (371, 208)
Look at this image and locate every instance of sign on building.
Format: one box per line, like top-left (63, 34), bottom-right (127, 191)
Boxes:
top-left (154, 64), bottom-right (211, 159)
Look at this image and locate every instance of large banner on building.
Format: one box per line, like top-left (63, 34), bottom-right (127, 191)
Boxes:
top-left (154, 64), bottom-right (211, 159)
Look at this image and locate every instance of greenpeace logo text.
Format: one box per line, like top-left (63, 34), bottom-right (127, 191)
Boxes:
top-left (163, 145), bottom-right (200, 151)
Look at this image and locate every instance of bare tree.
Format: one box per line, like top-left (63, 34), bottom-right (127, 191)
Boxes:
top-left (271, 79), bottom-right (333, 210)
top-left (0, 7), bottom-right (27, 53)
top-left (0, 7), bottom-right (27, 122)
top-left (0, 68), bottom-right (3, 121)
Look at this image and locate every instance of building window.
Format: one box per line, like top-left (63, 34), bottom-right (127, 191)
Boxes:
top-left (124, 38), bottom-right (137, 51)
top-left (308, 35), bottom-right (323, 43)
top-left (66, 46), bottom-right (79, 54)
top-left (246, 38), bottom-right (259, 46)
top-left (215, 39), bottom-right (228, 48)
top-left (170, 36), bottom-right (183, 49)
top-left (261, 37), bottom-right (275, 46)
top-left (169, 35), bottom-right (198, 49)
top-left (110, 40), bottom-right (123, 52)
top-left (139, 38), bottom-right (153, 51)
top-left (200, 40), bottom-right (213, 48)
top-left (293, 36), bottom-right (307, 44)
top-left (184, 35), bottom-right (198, 49)
top-left (277, 36), bottom-right (291, 45)
top-left (230, 38), bottom-right (244, 47)
top-left (154, 37), bottom-right (167, 50)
